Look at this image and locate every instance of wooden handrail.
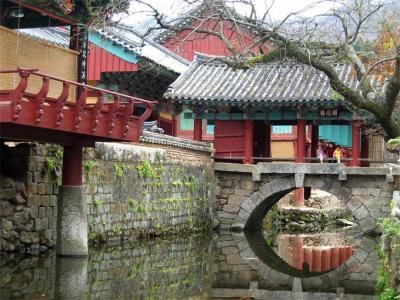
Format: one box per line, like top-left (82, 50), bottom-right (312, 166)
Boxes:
top-left (0, 68), bottom-right (157, 107)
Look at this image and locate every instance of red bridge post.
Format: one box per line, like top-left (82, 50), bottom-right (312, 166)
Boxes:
top-left (352, 121), bottom-right (361, 167)
top-left (243, 119), bottom-right (254, 164)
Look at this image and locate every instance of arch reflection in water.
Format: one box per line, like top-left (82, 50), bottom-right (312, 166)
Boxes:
top-left (214, 231), bottom-right (378, 297)
top-left (277, 233), bottom-right (356, 273)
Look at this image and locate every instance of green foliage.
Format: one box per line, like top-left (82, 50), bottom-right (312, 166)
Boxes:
top-left (84, 160), bottom-right (98, 182)
top-left (379, 288), bottom-right (400, 300)
top-left (387, 136), bottom-right (400, 152)
top-left (172, 181), bottom-right (182, 187)
top-left (155, 151), bottom-right (162, 162)
top-left (377, 260), bottom-right (400, 300)
top-left (379, 218), bottom-right (400, 236)
top-left (54, 147), bottom-right (63, 160)
top-left (330, 90), bottom-right (345, 101)
top-left (44, 158), bottom-right (57, 174)
top-left (185, 175), bottom-right (200, 195)
top-left (136, 160), bottom-right (156, 178)
top-left (376, 219), bottom-right (400, 300)
top-left (113, 162), bottom-right (131, 177)
top-left (94, 199), bottom-right (104, 206)
top-left (245, 49), bottom-right (286, 67)
top-left (113, 225), bottom-right (122, 235)
top-left (84, 160), bottom-right (98, 173)
top-left (41, 146), bottom-right (63, 180)
top-left (128, 198), bottom-right (138, 207)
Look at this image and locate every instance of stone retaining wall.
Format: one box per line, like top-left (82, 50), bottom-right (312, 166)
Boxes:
top-left (0, 133), bottom-right (214, 251)
top-left (0, 236), bottom-right (212, 299)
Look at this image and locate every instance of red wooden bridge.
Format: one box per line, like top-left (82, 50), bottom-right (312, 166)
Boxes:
top-left (0, 68), bottom-right (155, 146)
top-left (0, 68), bottom-right (156, 256)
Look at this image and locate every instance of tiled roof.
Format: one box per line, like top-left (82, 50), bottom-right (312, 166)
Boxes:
top-left (20, 26), bottom-right (190, 74)
top-left (93, 26), bottom-right (190, 74)
top-left (164, 53), bottom-right (359, 107)
top-left (18, 27), bottom-right (70, 48)
top-left (140, 132), bottom-right (213, 153)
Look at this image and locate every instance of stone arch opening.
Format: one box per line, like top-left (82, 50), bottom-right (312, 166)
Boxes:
top-left (239, 176), bottom-right (367, 231)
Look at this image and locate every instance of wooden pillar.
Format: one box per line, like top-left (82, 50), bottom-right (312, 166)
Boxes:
top-left (294, 189), bottom-right (304, 207)
top-left (303, 248), bottom-right (313, 272)
top-left (243, 119), bottom-right (254, 164)
top-left (172, 114), bottom-right (178, 137)
top-left (266, 123), bottom-right (271, 158)
top-left (296, 120), bottom-right (306, 163)
top-left (351, 121), bottom-right (361, 166)
top-left (312, 248), bottom-right (322, 272)
top-left (330, 247), bottom-right (340, 269)
top-left (293, 237), bottom-right (304, 271)
top-left (193, 118), bottom-right (203, 141)
top-left (70, 26), bottom-right (88, 84)
top-left (294, 120), bottom-right (306, 206)
top-left (62, 143), bottom-right (83, 186)
top-left (311, 124), bottom-right (319, 159)
top-left (361, 127), bottom-right (369, 167)
top-left (339, 247), bottom-right (347, 265)
top-left (321, 248), bottom-right (332, 271)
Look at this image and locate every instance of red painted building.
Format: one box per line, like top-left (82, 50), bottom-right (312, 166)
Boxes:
top-left (156, 0), bottom-right (369, 169)
top-left (154, 0), bottom-right (315, 157)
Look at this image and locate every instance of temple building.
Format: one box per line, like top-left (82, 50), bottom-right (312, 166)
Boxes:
top-left (163, 53), bottom-right (369, 166)
top-left (150, 0), bottom-right (358, 157)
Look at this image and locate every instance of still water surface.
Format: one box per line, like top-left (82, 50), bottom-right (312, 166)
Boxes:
top-left (0, 228), bottom-right (378, 300)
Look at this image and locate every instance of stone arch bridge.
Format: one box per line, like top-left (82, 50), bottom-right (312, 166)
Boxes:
top-left (214, 163), bottom-right (398, 232)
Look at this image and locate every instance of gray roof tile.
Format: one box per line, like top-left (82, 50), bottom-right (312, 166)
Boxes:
top-left (164, 53), bottom-right (359, 106)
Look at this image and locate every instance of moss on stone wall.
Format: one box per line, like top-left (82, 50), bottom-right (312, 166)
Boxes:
top-left (1, 142), bottom-right (214, 251)
top-left (377, 218), bottom-right (400, 299)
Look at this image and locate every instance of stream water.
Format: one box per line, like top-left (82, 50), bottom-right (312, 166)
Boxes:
top-left (0, 227), bottom-right (378, 300)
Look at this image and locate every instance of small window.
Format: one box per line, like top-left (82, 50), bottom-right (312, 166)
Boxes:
top-left (207, 119), bottom-right (215, 134)
top-left (184, 112), bottom-right (194, 119)
top-left (272, 126), bottom-right (293, 134)
top-left (180, 109), bottom-right (194, 130)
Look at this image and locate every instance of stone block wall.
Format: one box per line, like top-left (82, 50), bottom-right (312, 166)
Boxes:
top-left (214, 169), bottom-right (393, 232)
top-left (0, 236), bottom-right (212, 299)
top-left (84, 142), bottom-right (214, 242)
top-left (1, 143), bottom-right (59, 252)
top-left (0, 134), bottom-right (214, 251)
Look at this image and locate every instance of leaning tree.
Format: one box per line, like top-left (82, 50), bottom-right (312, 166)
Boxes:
top-left (128, 0), bottom-right (399, 139)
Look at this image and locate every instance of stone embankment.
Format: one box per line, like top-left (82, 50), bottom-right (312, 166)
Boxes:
top-left (0, 132), bottom-right (214, 252)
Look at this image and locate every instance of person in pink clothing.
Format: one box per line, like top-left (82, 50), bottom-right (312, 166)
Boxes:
top-left (317, 146), bottom-right (325, 163)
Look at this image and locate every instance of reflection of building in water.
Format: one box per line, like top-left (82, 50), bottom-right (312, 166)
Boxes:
top-left (277, 235), bottom-right (355, 273)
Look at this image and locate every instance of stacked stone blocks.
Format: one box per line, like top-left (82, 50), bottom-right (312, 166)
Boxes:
top-left (215, 166), bottom-right (393, 232)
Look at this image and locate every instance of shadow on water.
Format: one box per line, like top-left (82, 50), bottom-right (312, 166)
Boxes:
top-left (0, 230), bottom-right (379, 299)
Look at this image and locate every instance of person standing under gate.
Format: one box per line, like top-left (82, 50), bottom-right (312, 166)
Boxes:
top-left (334, 145), bottom-right (343, 164)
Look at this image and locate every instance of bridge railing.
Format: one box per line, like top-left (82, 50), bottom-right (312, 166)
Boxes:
top-left (214, 156), bottom-right (400, 166)
top-left (0, 68), bottom-right (157, 142)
